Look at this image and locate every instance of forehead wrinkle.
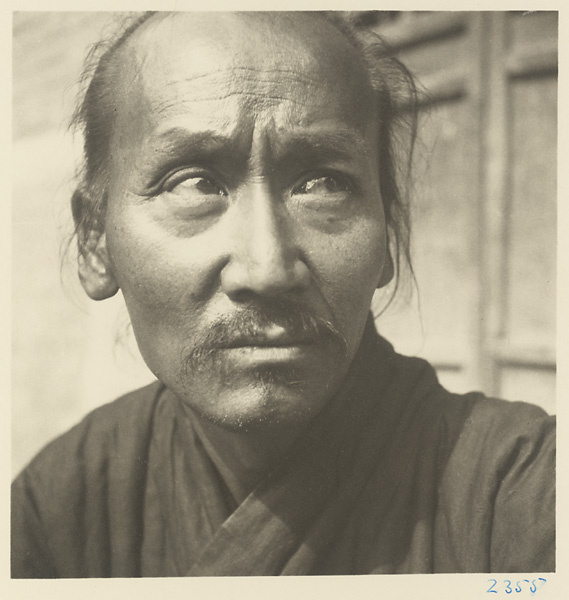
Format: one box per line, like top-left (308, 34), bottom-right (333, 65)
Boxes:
top-left (156, 69), bottom-right (321, 107)
top-left (147, 78), bottom-right (325, 129)
top-left (152, 93), bottom-right (318, 116)
top-left (133, 29), bottom-right (324, 94)
top-left (160, 65), bottom-right (320, 87)
top-left (126, 18), bottom-right (362, 111)
top-left (122, 11), bottom-right (373, 97)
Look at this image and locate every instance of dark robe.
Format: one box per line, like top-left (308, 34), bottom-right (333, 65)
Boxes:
top-left (11, 325), bottom-right (555, 577)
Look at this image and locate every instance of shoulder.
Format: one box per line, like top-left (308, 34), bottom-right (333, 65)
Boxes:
top-left (11, 381), bottom-right (165, 577)
top-left (367, 333), bottom-right (555, 477)
top-left (15, 380), bottom-right (164, 483)
top-left (396, 353), bottom-right (557, 496)
top-left (379, 336), bottom-right (554, 448)
top-left (438, 391), bottom-right (555, 469)
top-left (428, 389), bottom-right (555, 572)
top-left (380, 336), bottom-right (554, 448)
top-left (434, 390), bottom-right (555, 509)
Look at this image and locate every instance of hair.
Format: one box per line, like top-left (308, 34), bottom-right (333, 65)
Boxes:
top-left (69, 11), bottom-right (419, 305)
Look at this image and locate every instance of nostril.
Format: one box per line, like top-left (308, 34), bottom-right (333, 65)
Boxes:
top-left (228, 288), bottom-right (259, 304)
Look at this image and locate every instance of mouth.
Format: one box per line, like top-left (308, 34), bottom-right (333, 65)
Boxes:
top-left (221, 325), bottom-right (316, 350)
top-left (212, 326), bottom-right (317, 367)
top-left (183, 315), bottom-right (347, 376)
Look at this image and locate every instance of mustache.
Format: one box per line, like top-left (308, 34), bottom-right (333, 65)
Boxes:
top-left (182, 298), bottom-right (348, 371)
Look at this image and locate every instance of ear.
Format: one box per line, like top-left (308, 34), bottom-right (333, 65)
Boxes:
top-left (77, 230), bottom-right (119, 301)
top-left (377, 250), bottom-right (394, 289)
top-left (72, 187), bottom-right (118, 300)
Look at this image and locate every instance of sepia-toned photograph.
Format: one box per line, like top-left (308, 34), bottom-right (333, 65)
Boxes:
top-left (11, 9), bottom-right (557, 579)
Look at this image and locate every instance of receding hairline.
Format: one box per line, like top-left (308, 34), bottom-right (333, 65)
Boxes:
top-left (122, 11), bottom-right (364, 46)
top-left (112, 11), bottom-right (373, 85)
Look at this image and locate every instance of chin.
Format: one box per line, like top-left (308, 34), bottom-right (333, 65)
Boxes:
top-left (187, 378), bottom-right (328, 433)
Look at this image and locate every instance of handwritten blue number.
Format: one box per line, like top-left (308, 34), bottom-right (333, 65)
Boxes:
top-left (487, 579), bottom-right (498, 594)
top-left (505, 580), bottom-right (512, 594)
top-left (529, 578), bottom-right (546, 594)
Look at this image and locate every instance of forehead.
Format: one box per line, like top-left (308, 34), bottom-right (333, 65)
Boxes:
top-left (111, 13), bottom-right (376, 154)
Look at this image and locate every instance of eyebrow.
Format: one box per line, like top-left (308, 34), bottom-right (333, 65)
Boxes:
top-left (136, 126), bottom-right (371, 183)
top-left (142, 129), bottom-right (239, 163)
top-left (272, 129), bottom-right (371, 165)
top-left (135, 128), bottom-right (243, 185)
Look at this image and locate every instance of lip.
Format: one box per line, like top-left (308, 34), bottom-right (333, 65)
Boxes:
top-left (217, 331), bottom-right (315, 365)
top-left (219, 343), bottom-right (313, 365)
top-left (225, 338), bottom-right (313, 349)
top-left (221, 326), bottom-right (316, 350)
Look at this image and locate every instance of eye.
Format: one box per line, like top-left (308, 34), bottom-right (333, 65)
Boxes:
top-left (292, 174), bottom-right (352, 198)
top-left (163, 173), bottom-right (227, 197)
top-left (159, 172), bottom-right (228, 218)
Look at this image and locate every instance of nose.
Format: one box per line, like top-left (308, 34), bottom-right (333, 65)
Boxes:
top-left (220, 184), bottom-right (311, 299)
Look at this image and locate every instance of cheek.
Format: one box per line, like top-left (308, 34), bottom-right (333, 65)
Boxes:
top-left (104, 204), bottom-right (209, 330)
top-left (310, 217), bottom-right (387, 332)
top-left (104, 212), bottom-right (217, 382)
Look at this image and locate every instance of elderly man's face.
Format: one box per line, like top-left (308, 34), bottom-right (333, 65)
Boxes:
top-left (94, 13), bottom-right (388, 431)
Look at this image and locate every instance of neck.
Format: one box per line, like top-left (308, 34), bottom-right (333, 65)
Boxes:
top-left (186, 407), bottom-right (306, 504)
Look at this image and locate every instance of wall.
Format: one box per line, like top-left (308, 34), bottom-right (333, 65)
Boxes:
top-left (367, 11), bottom-right (557, 413)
